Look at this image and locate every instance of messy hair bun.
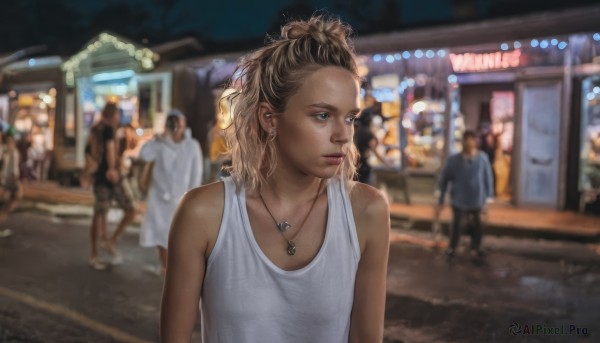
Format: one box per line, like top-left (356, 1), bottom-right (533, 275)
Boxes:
top-left (281, 16), bottom-right (352, 48)
top-left (225, 15), bottom-right (360, 193)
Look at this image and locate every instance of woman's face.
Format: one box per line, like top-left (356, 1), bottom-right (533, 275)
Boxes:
top-left (273, 66), bottom-right (360, 179)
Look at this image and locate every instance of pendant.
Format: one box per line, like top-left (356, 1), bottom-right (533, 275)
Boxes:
top-left (287, 241), bottom-right (296, 256)
top-left (277, 221), bottom-right (292, 232)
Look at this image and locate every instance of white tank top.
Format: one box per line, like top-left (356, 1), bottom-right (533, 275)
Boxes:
top-left (200, 177), bottom-right (361, 343)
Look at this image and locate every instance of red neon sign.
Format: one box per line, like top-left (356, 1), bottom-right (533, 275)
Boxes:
top-left (450, 49), bottom-right (521, 72)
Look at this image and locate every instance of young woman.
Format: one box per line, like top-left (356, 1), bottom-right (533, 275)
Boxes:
top-left (160, 16), bottom-right (390, 342)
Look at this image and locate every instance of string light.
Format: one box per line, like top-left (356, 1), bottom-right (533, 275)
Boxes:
top-left (500, 43), bottom-right (509, 51)
top-left (62, 32), bottom-right (160, 87)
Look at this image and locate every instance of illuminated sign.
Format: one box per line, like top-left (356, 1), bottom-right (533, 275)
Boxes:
top-left (449, 49), bottom-right (521, 73)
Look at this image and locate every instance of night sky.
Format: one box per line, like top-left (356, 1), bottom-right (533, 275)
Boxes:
top-left (0, 0), bottom-right (597, 56)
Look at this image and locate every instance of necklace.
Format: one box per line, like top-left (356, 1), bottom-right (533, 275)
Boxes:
top-left (259, 180), bottom-right (324, 256)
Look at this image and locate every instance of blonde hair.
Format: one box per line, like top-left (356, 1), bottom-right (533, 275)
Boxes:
top-left (224, 15), bottom-right (360, 193)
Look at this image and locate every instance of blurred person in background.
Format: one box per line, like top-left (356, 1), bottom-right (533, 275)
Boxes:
top-left (87, 102), bottom-right (136, 270)
top-left (209, 88), bottom-right (236, 181)
top-left (354, 108), bottom-right (392, 184)
top-left (17, 132), bottom-right (34, 182)
top-left (138, 109), bottom-right (202, 276)
top-left (0, 130), bottom-right (22, 238)
top-left (435, 130), bottom-right (494, 260)
top-left (117, 123), bottom-right (142, 204)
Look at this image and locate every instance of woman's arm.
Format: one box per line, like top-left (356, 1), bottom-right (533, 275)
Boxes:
top-left (160, 183), bottom-right (224, 342)
top-left (349, 184), bottom-right (390, 342)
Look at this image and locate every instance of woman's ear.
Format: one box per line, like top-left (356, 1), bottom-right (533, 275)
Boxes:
top-left (258, 102), bottom-right (277, 134)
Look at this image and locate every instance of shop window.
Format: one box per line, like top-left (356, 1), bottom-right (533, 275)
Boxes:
top-left (580, 76), bottom-right (600, 196)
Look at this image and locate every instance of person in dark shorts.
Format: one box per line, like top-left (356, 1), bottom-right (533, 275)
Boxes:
top-left (88, 103), bottom-right (135, 270)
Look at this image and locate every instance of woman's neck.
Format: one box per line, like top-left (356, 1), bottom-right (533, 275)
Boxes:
top-left (260, 166), bottom-right (324, 204)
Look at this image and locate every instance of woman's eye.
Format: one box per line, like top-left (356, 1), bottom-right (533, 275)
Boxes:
top-left (345, 115), bottom-right (358, 125)
top-left (314, 112), bottom-right (329, 120)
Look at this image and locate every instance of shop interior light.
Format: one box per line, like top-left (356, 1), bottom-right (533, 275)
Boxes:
top-left (593, 33), bottom-right (600, 41)
top-left (437, 50), bottom-right (446, 57)
top-left (28, 59), bottom-right (36, 66)
top-left (550, 39), bottom-right (558, 46)
top-left (531, 39), bottom-right (539, 47)
top-left (373, 54), bottom-right (382, 62)
top-left (136, 128), bottom-right (144, 136)
top-left (426, 50), bottom-right (435, 58)
top-left (540, 40), bottom-right (549, 48)
top-left (558, 41), bottom-right (568, 50)
top-left (448, 74), bottom-right (458, 83)
top-left (394, 53), bottom-right (402, 60)
top-left (406, 78), bottom-right (415, 87)
top-left (402, 51), bottom-right (411, 59)
top-left (386, 55), bottom-right (395, 63)
top-left (514, 41), bottom-right (522, 49)
top-left (586, 93), bottom-right (595, 101)
top-left (91, 69), bottom-right (135, 82)
top-left (500, 43), bottom-right (509, 51)
top-left (593, 86), bottom-right (600, 94)
top-left (412, 100), bottom-right (427, 113)
top-left (415, 50), bottom-right (424, 58)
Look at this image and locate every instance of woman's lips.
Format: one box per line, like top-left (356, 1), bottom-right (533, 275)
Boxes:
top-left (323, 153), bottom-right (345, 165)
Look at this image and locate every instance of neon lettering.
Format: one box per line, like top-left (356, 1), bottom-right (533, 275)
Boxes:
top-left (449, 49), bottom-right (522, 72)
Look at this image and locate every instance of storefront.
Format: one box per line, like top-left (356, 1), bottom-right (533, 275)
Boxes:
top-left (0, 56), bottom-right (63, 181)
top-left (572, 33), bottom-right (600, 213)
top-left (356, 29), bottom-right (600, 211)
top-left (59, 33), bottom-right (168, 177)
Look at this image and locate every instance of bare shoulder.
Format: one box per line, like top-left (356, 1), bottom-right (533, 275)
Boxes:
top-left (348, 182), bottom-right (390, 252)
top-left (170, 181), bottom-right (225, 257)
top-left (349, 182), bottom-right (389, 218)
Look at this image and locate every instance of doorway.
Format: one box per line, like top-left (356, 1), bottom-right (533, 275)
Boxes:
top-left (459, 83), bottom-right (515, 202)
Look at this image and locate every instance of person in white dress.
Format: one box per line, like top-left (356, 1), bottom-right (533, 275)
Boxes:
top-left (138, 109), bottom-right (203, 275)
